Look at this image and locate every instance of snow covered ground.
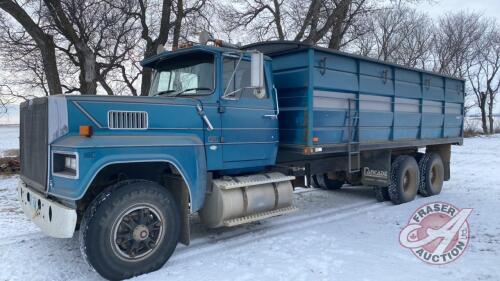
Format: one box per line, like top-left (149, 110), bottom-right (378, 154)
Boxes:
top-left (0, 135), bottom-right (499, 281)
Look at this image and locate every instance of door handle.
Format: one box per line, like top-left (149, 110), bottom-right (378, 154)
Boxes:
top-left (263, 114), bottom-right (278, 119)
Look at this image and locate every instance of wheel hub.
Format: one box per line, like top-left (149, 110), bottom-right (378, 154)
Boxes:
top-left (111, 205), bottom-right (165, 261)
top-left (133, 225), bottom-right (150, 241)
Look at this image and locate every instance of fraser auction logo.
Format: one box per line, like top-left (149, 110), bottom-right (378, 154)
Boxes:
top-left (399, 202), bottom-right (472, 265)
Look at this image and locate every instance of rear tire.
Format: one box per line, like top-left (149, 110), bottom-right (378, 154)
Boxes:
top-left (312, 174), bottom-right (324, 188)
top-left (79, 180), bottom-right (180, 280)
top-left (388, 156), bottom-right (419, 205)
top-left (313, 174), bottom-right (345, 190)
top-left (418, 153), bottom-right (444, 197)
top-left (373, 186), bottom-right (390, 202)
top-left (347, 172), bottom-right (362, 186)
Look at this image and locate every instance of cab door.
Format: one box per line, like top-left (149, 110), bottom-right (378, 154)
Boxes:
top-left (219, 55), bottom-right (278, 169)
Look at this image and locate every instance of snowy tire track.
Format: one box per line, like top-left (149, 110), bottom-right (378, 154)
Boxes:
top-left (171, 200), bottom-right (385, 263)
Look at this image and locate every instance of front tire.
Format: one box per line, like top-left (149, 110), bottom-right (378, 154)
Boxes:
top-left (388, 156), bottom-right (419, 205)
top-left (80, 181), bottom-right (180, 280)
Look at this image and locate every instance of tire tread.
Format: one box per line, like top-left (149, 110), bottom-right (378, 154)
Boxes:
top-left (79, 180), bottom-right (180, 280)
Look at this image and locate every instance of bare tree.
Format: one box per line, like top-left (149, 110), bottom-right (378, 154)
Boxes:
top-left (1, 1), bottom-right (143, 97)
top-left (484, 29), bottom-right (500, 133)
top-left (303, 0), bottom-right (374, 49)
top-left (468, 68), bottom-right (490, 134)
top-left (466, 24), bottom-right (500, 134)
top-left (117, 0), bottom-right (209, 96)
top-left (433, 12), bottom-right (486, 78)
top-left (43, 0), bottom-right (97, 95)
top-left (219, 0), bottom-right (287, 41)
top-left (349, 2), bottom-right (432, 68)
top-left (219, 0), bottom-right (375, 49)
top-left (0, 83), bottom-right (28, 114)
top-left (0, 0), bottom-right (211, 101)
top-left (394, 11), bottom-right (433, 69)
top-left (325, 0), bottom-right (374, 50)
top-left (472, 26), bottom-right (500, 134)
top-left (44, 0), bottom-right (141, 95)
top-left (0, 0), bottom-right (62, 96)
top-left (0, 19), bottom-right (47, 96)
top-left (137, 0), bottom-right (172, 96)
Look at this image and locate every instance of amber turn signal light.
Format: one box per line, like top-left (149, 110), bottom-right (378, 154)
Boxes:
top-left (79, 125), bottom-right (93, 137)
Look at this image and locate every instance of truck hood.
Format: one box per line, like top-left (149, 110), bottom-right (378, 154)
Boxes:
top-left (51, 95), bottom-right (206, 142)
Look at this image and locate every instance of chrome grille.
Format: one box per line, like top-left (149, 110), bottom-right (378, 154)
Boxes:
top-left (108, 111), bottom-right (148, 129)
top-left (20, 98), bottom-right (48, 191)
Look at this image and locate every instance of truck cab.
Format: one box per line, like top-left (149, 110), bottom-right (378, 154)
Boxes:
top-left (18, 44), bottom-right (293, 280)
top-left (142, 46), bottom-right (280, 172)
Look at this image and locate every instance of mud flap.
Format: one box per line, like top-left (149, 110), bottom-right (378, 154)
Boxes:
top-left (361, 150), bottom-right (391, 187)
top-left (427, 144), bottom-right (451, 181)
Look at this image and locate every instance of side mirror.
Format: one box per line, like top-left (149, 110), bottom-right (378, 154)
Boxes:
top-left (250, 52), bottom-right (264, 91)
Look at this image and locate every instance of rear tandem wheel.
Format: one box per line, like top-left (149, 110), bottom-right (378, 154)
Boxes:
top-left (387, 155), bottom-right (420, 205)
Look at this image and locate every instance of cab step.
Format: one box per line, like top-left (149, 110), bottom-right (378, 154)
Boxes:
top-left (223, 206), bottom-right (298, 227)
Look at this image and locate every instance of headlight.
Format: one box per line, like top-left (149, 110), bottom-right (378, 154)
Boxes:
top-left (53, 152), bottom-right (78, 178)
top-left (64, 155), bottom-right (77, 170)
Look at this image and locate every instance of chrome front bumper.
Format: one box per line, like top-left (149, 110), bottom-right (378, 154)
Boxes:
top-left (18, 181), bottom-right (77, 238)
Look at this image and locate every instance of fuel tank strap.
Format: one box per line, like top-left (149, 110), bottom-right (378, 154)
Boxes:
top-left (214, 172), bottom-right (295, 190)
top-left (264, 173), bottom-right (280, 209)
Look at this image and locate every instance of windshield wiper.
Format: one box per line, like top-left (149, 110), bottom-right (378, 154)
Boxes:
top-left (171, 87), bottom-right (212, 97)
top-left (154, 89), bottom-right (177, 96)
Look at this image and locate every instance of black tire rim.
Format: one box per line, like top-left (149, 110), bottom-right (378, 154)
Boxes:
top-left (111, 204), bottom-right (165, 261)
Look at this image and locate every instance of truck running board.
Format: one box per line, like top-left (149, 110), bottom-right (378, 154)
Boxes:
top-left (223, 206), bottom-right (298, 227)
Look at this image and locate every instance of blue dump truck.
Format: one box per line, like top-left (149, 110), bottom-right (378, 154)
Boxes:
top-left (18, 40), bottom-right (464, 280)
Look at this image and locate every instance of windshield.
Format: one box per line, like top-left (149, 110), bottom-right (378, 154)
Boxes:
top-left (149, 52), bottom-right (214, 97)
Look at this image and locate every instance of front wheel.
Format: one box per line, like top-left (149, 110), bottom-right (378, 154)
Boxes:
top-left (79, 181), bottom-right (180, 280)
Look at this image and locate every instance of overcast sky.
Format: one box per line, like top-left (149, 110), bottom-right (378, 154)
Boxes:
top-left (416, 0), bottom-right (500, 22)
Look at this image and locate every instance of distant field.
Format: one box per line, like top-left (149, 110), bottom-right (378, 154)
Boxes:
top-left (0, 104), bottom-right (20, 125)
top-left (0, 126), bottom-right (19, 157)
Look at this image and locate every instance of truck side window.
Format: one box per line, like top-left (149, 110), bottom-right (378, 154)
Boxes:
top-left (223, 57), bottom-right (267, 99)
